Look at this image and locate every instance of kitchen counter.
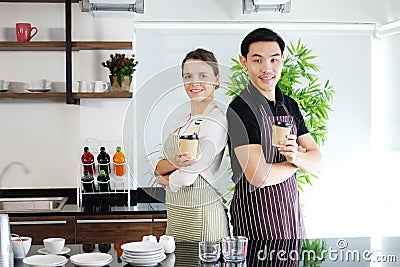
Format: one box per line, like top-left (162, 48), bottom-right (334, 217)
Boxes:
top-left (0, 188), bottom-right (167, 216)
top-left (13, 237), bottom-right (400, 266)
top-left (4, 202), bottom-right (167, 217)
top-left (7, 202), bottom-right (168, 245)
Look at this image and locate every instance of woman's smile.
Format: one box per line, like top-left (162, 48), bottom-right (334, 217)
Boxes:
top-left (190, 88), bottom-right (205, 95)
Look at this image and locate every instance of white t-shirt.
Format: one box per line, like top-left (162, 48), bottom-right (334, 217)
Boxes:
top-left (151, 102), bottom-right (228, 193)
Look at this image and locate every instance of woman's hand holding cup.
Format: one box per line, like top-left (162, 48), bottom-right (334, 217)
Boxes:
top-left (171, 152), bottom-right (196, 169)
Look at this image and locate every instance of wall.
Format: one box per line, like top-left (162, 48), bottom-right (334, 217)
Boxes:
top-left (381, 34), bottom-right (400, 151)
top-left (134, 0), bottom-right (390, 23)
top-left (0, 3), bottom-right (134, 188)
top-left (133, 27), bottom-right (380, 238)
top-left (388, 0), bottom-right (400, 22)
top-left (0, 0), bottom-right (388, 189)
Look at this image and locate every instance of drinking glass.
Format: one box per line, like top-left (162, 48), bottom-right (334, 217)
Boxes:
top-left (199, 241), bottom-right (220, 263)
top-left (221, 236), bottom-right (248, 262)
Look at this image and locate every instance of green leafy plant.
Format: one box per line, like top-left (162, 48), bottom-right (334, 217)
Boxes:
top-left (102, 53), bottom-right (138, 86)
top-left (301, 239), bottom-right (327, 267)
top-left (226, 39), bottom-right (335, 190)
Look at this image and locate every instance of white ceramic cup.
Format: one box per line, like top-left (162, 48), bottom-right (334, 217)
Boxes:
top-left (31, 79), bottom-right (51, 89)
top-left (11, 235), bottom-right (32, 259)
top-left (77, 80), bottom-right (93, 92)
top-left (43, 237), bottom-right (65, 254)
top-left (162, 253), bottom-right (176, 267)
top-left (8, 81), bottom-right (28, 93)
top-left (159, 235), bottom-right (175, 254)
top-left (142, 235), bottom-right (157, 243)
top-left (51, 81), bottom-right (66, 92)
top-left (0, 80), bottom-right (9, 90)
top-left (93, 81), bottom-right (108, 93)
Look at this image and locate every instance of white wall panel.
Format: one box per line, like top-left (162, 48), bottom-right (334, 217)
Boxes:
top-left (134, 27), bottom-right (374, 237)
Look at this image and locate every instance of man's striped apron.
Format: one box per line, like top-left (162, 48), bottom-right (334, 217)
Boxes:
top-left (230, 96), bottom-right (306, 240)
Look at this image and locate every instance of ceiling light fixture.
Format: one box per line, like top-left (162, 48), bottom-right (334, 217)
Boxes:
top-left (80, 0), bottom-right (144, 16)
top-left (243, 0), bottom-right (291, 14)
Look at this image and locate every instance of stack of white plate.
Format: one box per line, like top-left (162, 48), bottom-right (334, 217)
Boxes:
top-left (121, 241), bottom-right (166, 267)
top-left (69, 252), bottom-right (112, 267)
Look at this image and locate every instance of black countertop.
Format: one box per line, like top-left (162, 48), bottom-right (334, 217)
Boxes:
top-left (0, 187), bottom-right (166, 206)
top-left (1, 187), bottom-right (167, 216)
top-left (6, 202), bottom-right (167, 217)
top-left (13, 237), bottom-right (400, 266)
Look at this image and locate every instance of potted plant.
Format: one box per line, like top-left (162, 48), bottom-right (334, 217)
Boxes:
top-left (102, 53), bottom-right (138, 92)
top-left (226, 39), bottom-right (335, 191)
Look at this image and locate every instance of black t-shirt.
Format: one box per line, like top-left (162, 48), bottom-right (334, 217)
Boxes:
top-left (227, 83), bottom-right (308, 181)
top-left (227, 83), bottom-right (308, 148)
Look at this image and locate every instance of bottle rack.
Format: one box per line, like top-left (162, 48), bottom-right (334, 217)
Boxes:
top-left (77, 141), bottom-right (132, 207)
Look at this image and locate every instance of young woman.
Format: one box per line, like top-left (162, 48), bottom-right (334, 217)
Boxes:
top-left (152, 48), bottom-right (229, 242)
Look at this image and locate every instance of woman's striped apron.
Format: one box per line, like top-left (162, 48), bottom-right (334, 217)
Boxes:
top-left (163, 132), bottom-right (229, 242)
top-left (230, 91), bottom-right (306, 240)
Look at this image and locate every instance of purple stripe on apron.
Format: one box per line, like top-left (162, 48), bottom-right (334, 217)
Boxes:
top-left (231, 103), bottom-right (305, 240)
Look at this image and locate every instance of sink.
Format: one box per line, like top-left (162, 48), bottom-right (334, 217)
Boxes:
top-left (0, 197), bottom-right (68, 212)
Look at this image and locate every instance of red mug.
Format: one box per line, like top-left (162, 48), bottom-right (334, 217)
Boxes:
top-left (16, 23), bottom-right (38, 42)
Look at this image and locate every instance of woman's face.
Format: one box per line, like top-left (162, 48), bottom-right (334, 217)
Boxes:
top-left (182, 59), bottom-right (219, 102)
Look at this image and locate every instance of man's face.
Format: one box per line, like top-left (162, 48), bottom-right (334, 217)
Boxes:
top-left (240, 41), bottom-right (284, 98)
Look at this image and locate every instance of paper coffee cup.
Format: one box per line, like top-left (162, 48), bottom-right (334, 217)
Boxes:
top-left (272, 121), bottom-right (291, 147)
top-left (179, 134), bottom-right (199, 159)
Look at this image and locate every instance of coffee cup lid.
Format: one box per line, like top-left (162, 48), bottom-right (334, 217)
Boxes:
top-left (180, 133), bottom-right (199, 140)
top-left (275, 120), bottom-right (291, 127)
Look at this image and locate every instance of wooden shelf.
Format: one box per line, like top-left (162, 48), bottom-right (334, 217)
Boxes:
top-left (73, 42), bottom-right (132, 50)
top-left (0, 91), bottom-right (133, 99)
top-left (0, 92), bottom-right (66, 99)
top-left (0, 41), bottom-right (132, 51)
top-left (73, 92), bottom-right (132, 99)
top-left (0, 42), bottom-right (65, 51)
top-left (0, 1), bottom-right (79, 3)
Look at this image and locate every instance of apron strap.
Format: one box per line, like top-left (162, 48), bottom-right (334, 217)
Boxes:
top-left (182, 119), bottom-right (203, 136)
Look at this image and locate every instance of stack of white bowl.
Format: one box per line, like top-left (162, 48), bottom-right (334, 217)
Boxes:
top-left (121, 241), bottom-right (166, 266)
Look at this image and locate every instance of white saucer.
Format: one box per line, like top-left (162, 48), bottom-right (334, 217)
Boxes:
top-left (122, 241), bottom-right (164, 253)
top-left (123, 250), bottom-right (165, 259)
top-left (27, 88), bottom-right (51, 93)
top-left (23, 254), bottom-right (68, 266)
top-left (38, 246), bottom-right (71, 255)
top-left (70, 253), bottom-right (112, 267)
